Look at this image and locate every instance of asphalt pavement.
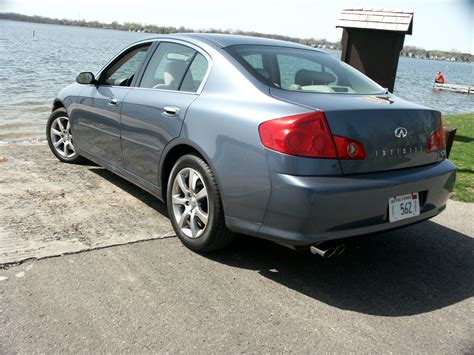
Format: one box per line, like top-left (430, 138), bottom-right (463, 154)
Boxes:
top-left (1, 220), bottom-right (473, 353)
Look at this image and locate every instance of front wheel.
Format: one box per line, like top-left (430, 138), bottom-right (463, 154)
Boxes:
top-left (167, 154), bottom-right (234, 252)
top-left (46, 108), bottom-right (84, 164)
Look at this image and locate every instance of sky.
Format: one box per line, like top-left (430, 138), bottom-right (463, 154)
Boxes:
top-left (0, 0), bottom-right (472, 53)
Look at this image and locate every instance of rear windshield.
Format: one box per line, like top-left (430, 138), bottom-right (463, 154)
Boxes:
top-left (226, 45), bottom-right (384, 95)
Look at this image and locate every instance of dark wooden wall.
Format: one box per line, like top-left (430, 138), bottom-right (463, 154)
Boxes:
top-left (340, 29), bottom-right (406, 92)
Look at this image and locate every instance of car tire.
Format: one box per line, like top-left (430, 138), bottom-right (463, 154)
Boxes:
top-left (167, 154), bottom-right (234, 252)
top-left (46, 108), bottom-right (84, 164)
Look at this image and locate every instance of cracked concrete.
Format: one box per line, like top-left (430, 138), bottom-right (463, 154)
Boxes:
top-left (0, 143), bottom-right (175, 265)
top-left (1, 142), bottom-right (473, 266)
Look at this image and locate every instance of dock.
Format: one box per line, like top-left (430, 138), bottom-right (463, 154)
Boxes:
top-left (432, 83), bottom-right (472, 94)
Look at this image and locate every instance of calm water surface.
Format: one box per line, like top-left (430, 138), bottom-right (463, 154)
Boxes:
top-left (0, 20), bottom-right (472, 141)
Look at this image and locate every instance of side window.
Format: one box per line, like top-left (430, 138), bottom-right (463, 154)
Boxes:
top-left (140, 43), bottom-right (195, 90)
top-left (101, 45), bottom-right (150, 86)
top-left (180, 53), bottom-right (208, 92)
top-left (241, 53), bottom-right (270, 81)
top-left (243, 54), bottom-right (263, 70)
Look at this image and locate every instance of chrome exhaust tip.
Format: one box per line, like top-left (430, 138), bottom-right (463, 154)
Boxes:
top-left (310, 245), bottom-right (336, 258)
top-left (310, 243), bottom-right (345, 258)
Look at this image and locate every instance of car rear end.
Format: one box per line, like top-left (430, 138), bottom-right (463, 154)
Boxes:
top-left (259, 155), bottom-right (455, 245)
top-left (226, 44), bottom-right (457, 246)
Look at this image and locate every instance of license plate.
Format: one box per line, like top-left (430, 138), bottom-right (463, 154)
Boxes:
top-left (389, 193), bottom-right (420, 222)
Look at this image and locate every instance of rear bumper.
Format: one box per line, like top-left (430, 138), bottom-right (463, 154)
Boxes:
top-left (258, 160), bottom-right (456, 245)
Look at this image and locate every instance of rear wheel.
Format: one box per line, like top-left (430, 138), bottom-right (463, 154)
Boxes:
top-left (46, 108), bottom-right (84, 164)
top-left (167, 154), bottom-right (234, 252)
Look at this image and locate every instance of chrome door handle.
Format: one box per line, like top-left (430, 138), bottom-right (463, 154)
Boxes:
top-left (108, 97), bottom-right (120, 106)
top-left (162, 106), bottom-right (180, 117)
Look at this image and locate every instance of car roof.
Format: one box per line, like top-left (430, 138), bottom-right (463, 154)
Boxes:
top-left (142, 33), bottom-right (320, 51)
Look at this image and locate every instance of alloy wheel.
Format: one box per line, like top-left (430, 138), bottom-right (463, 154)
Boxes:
top-left (50, 116), bottom-right (76, 158)
top-left (171, 167), bottom-right (209, 239)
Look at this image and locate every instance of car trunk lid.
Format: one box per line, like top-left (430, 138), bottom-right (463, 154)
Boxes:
top-left (269, 89), bottom-right (444, 175)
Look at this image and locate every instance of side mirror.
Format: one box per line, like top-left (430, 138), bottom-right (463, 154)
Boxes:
top-left (76, 72), bottom-right (96, 85)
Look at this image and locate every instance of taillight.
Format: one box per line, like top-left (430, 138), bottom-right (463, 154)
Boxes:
top-left (258, 111), bottom-right (365, 160)
top-left (426, 120), bottom-right (446, 153)
top-left (333, 135), bottom-right (366, 160)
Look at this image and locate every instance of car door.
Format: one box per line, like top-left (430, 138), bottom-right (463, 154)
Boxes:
top-left (120, 42), bottom-right (210, 185)
top-left (74, 43), bottom-right (152, 167)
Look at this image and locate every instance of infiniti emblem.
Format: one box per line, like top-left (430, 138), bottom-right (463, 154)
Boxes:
top-left (394, 127), bottom-right (408, 138)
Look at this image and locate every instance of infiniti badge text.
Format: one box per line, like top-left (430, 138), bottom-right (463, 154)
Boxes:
top-left (374, 145), bottom-right (424, 158)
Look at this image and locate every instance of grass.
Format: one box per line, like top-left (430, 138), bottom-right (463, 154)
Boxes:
top-left (443, 112), bottom-right (474, 202)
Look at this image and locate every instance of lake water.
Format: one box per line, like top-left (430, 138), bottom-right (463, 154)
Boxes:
top-left (0, 20), bottom-right (473, 141)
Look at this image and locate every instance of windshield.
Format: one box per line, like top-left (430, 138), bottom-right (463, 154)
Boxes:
top-left (226, 45), bottom-right (384, 95)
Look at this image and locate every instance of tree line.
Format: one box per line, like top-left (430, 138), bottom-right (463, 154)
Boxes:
top-left (401, 46), bottom-right (472, 63)
top-left (0, 12), bottom-right (340, 49)
top-left (1, 12), bottom-right (471, 62)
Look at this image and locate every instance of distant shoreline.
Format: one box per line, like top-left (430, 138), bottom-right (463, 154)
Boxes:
top-left (0, 12), bottom-right (472, 63)
top-left (0, 12), bottom-right (341, 50)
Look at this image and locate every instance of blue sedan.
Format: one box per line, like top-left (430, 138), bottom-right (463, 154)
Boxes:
top-left (46, 34), bottom-right (456, 256)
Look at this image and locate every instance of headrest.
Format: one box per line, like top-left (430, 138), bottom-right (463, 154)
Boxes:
top-left (295, 69), bottom-right (336, 86)
top-left (164, 61), bottom-right (187, 87)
